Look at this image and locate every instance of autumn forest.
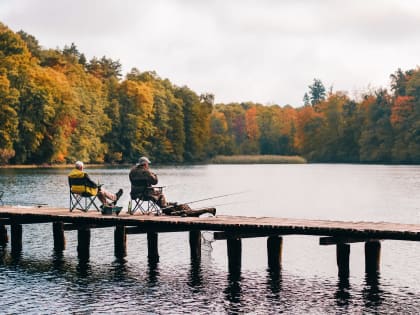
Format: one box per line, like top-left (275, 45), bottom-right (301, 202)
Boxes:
top-left (0, 23), bottom-right (419, 165)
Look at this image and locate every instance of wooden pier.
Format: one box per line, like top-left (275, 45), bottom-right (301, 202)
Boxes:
top-left (1, 206), bottom-right (420, 277)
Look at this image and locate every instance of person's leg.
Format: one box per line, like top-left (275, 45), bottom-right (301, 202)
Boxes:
top-left (96, 191), bottom-right (107, 205)
top-left (151, 189), bottom-right (167, 207)
top-left (162, 204), bottom-right (216, 217)
top-left (101, 188), bottom-right (116, 202)
top-left (99, 188), bottom-right (123, 205)
top-left (184, 208), bottom-right (216, 217)
top-left (158, 194), bottom-right (167, 207)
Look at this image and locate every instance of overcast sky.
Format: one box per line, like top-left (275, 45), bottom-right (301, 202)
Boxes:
top-left (1, 0), bottom-right (419, 106)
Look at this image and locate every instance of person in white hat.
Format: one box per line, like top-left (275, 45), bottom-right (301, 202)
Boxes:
top-left (69, 161), bottom-right (123, 207)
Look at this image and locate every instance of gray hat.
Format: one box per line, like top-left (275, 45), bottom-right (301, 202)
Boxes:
top-left (137, 156), bottom-right (151, 165)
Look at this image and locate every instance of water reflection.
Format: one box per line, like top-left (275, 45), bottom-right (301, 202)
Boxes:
top-left (188, 260), bottom-right (203, 289)
top-left (111, 257), bottom-right (128, 282)
top-left (266, 268), bottom-right (282, 296)
top-left (335, 275), bottom-right (351, 308)
top-left (363, 271), bottom-right (383, 310)
top-left (10, 248), bottom-right (22, 264)
top-left (1, 165), bottom-right (420, 313)
top-left (147, 258), bottom-right (160, 286)
top-left (76, 259), bottom-right (91, 278)
top-left (224, 270), bottom-right (242, 313)
top-left (51, 250), bottom-right (65, 272)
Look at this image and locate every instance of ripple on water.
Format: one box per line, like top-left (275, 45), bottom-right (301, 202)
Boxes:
top-left (2, 165), bottom-right (420, 313)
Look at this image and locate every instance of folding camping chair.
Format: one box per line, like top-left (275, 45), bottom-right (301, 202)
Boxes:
top-left (128, 186), bottom-right (164, 216)
top-left (68, 177), bottom-right (101, 212)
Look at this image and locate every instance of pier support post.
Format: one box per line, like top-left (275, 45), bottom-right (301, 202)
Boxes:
top-left (147, 232), bottom-right (159, 263)
top-left (267, 236), bottom-right (283, 270)
top-left (0, 225), bottom-right (8, 246)
top-left (114, 225), bottom-right (127, 258)
top-left (227, 237), bottom-right (242, 275)
top-left (365, 240), bottom-right (381, 273)
top-left (77, 227), bottom-right (91, 260)
top-left (336, 243), bottom-right (350, 278)
top-left (53, 222), bottom-right (66, 251)
top-left (189, 230), bottom-right (201, 262)
top-left (11, 223), bottom-right (22, 254)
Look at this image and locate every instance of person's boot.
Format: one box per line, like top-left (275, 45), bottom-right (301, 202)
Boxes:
top-left (113, 189), bottom-right (123, 205)
top-left (185, 207), bottom-right (216, 217)
top-left (208, 207), bottom-right (216, 216)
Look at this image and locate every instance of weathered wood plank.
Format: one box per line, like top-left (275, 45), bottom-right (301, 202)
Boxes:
top-left (0, 218), bottom-right (11, 225)
top-left (227, 237), bottom-right (242, 274)
top-left (1, 206), bottom-right (420, 242)
top-left (77, 227), bottom-right (90, 260)
top-left (147, 232), bottom-right (159, 263)
top-left (267, 236), bottom-right (283, 270)
top-left (337, 243), bottom-right (350, 278)
top-left (0, 224), bottom-right (7, 245)
top-left (52, 222), bottom-right (65, 251)
top-left (125, 225), bottom-right (193, 234)
top-left (11, 223), bottom-right (22, 254)
top-left (114, 225), bottom-right (126, 258)
top-left (320, 236), bottom-right (380, 245)
top-left (214, 231), bottom-right (287, 240)
top-left (189, 230), bottom-right (201, 262)
top-left (365, 240), bottom-right (381, 273)
top-left (64, 223), bottom-right (116, 230)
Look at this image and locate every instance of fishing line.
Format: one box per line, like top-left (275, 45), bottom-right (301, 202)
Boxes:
top-left (183, 190), bottom-right (249, 205)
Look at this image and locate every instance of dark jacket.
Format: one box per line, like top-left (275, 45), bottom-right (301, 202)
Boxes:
top-left (129, 165), bottom-right (158, 198)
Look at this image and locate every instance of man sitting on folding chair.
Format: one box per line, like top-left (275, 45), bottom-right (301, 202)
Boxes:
top-left (69, 161), bottom-right (123, 211)
top-left (129, 156), bottom-right (167, 214)
top-left (129, 156), bottom-right (216, 217)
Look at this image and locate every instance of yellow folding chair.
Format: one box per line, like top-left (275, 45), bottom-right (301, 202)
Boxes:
top-left (68, 177), bottom-right (101, 212)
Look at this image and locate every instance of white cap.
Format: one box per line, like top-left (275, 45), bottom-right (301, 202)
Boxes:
top-left (137, 156), bottom-right (151, 165)
top-left (75, 161), bottom-right (84, 169)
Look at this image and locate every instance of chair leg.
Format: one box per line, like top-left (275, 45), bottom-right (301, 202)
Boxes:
top-left (70, 193), bottom-right (100, 212)
top-left (131, 199), bottom-right (141, 215)
top-left (129, 198), bottom-right (161, 216)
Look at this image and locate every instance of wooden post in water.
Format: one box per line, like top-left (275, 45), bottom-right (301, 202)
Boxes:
top-left (52, 222), bottom-right (65, 251)
top-left (365, 240), bottom-right (381, 273)
top-left (227, 237), bottom-right (242, 274)
top-left (336, 243), bottom-right (350, 278)
top-left (147, 232), bottom-right (159, 263)
top-left (267, 236), bottom-right (283, 270)
top-left (77, 227), bottom-right (91, 260)
top-left (11, 223), bottom-right (22, 254)
top-left (189, 230), bottom-right (201, 262)
top-left (0, 225), bottom-right (8, 246)
top-left (114, 225), bottom-right (127, 258)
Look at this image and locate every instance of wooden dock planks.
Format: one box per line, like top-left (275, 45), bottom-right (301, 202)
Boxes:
top-left (0, 206), bottom-right (420, 241)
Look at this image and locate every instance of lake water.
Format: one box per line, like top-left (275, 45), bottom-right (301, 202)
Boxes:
top-left (0, 164), bottom-right (420, 314)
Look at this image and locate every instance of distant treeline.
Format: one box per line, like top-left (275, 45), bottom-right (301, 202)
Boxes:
top-left (0, 23), bottom-right (419, 165)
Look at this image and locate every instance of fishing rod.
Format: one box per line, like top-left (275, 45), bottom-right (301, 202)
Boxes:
top-left (182, 191), bottom-right (249, 206)
top-left (193, 199), bottom-right (253, 210)
top-left (160, 191), bottom-right (249, 211)
top-left (10, 202), bottom-right (48, 207)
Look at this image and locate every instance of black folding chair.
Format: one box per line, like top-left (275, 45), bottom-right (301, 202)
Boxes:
top-left (128, 187), bottom-right (163, 216)
top-left (68, 177), bottom-right (101, 212)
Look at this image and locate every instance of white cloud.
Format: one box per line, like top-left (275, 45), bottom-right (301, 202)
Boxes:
top-left (1, 0), bottom-right (420, 106)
